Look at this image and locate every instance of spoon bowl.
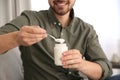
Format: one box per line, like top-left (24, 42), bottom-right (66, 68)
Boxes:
top-left (47, 34), bottom-right (65, 43)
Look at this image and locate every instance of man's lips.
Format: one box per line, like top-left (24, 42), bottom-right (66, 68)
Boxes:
top-left (53, 1), bottom-right (68, 6)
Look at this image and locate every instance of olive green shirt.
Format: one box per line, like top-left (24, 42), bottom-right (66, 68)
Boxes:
top-left (0, 8), bottom-right (112, 80)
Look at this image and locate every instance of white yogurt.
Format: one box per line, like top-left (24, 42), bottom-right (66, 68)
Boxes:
top-left (55, 39), bottom-right (65, 43)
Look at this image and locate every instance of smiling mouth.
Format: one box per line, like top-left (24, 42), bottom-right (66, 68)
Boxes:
top-left (53, 1), bottom-right (68, 6)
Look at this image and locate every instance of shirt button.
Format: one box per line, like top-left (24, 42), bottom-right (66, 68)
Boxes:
top-left (54, 22), bottom-right (57, 25)
top-left (61, 32), bottom-right (63, 36)
top-left (58, 23), bottom-right (61, 26)
top-left (68, 71), bottom-right (72, 75)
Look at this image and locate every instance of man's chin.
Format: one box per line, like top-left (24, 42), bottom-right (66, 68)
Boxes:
top-left (55, 10), bottom-right (69, 15)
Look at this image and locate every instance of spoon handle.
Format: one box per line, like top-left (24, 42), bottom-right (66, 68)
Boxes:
top-left (47, 34), bottom-right (56, 41)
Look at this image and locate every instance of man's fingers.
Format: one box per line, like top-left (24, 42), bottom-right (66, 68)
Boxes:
top-left (21, 26), bottom-right (46, 34)
top-left (20, 31), bottom-right (47, 39)
top-left (17, 26), bottom-right (47, 46)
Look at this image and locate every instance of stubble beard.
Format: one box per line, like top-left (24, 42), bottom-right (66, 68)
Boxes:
top-left (51, 0), bottom-right (72, 16)
top-left (53, 6), bottom-right (70, 15)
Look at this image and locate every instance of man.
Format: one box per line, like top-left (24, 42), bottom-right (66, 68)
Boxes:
top-left (0, 0), bottom-right (112, 80)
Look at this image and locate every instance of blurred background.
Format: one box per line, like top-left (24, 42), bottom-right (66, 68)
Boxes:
top-left (0, 0), bottom-right (120, 80)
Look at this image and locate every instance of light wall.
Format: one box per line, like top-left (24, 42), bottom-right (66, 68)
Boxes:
top-left (74, 0), bottom-right (120, 60)
top-left (0, 0), bottom-right (31, 27)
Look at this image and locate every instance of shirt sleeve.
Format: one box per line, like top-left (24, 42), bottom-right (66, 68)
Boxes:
top-left (0, 10), bottom-right (37, 34)
top-left (84, 26), bottom-right (113, 80)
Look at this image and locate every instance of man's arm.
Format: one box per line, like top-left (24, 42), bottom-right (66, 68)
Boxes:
top-left (62, 49), bottom-right (102, 80)
top-left (0, 32), bottom-right (19, 53)
top-left (0, 26), bottom-right (47, 54)
top-left (77, 58), bottom-right (102, 80)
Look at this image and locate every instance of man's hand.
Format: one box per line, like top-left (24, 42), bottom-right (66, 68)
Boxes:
top-left (16, 26), bottom-right (47, 46)
top-left (61, 49), bottom-right (83, 70)
top-left (61, 49), bottom-right (102, 80)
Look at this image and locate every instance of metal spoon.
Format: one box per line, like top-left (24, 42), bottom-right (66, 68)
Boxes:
top-left (47, 34), bottom-right (65, 43)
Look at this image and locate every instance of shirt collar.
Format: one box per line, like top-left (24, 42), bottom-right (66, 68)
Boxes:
top-left (48, 7), bottom-right (75, 27)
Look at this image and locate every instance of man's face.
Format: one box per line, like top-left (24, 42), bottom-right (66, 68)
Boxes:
top-left (48, 0), bottom-right (76, 15)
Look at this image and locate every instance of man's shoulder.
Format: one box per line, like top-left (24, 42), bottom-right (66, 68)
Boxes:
top-left (76, 17), bottom-right (92, 26)
top-left (75, 17), bottom-right (93, 30)
top-left (19, 10), bottom-right (49, 25)
top-left (21, 10), bottom-right (48, 16)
